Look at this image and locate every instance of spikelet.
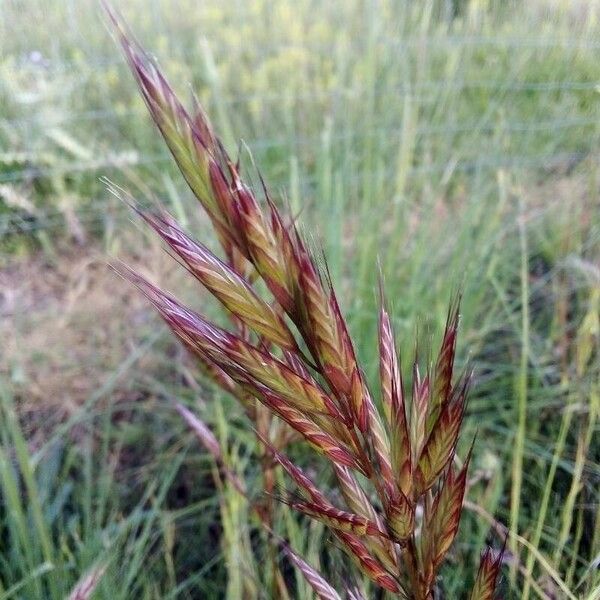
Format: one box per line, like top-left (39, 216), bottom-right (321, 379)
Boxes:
top-left (415, 371), bottom-right (470, 493)
top-left (469, 547), bottom-right (504, 600)
top-left (263, 437), bottom-right (397, 573)
top-left (254, 388), bottom-right (366, 474)
top-left (378, 294), bottom-right (403, 424)
top-left (409, 363), bottom-right (430, 465)
top-left (282, 499), bottom-right (391, 539)
top-left (333, 465), bottom-right (382, 529)
top-left (378, 298), bottom-right (412, 496)
top-left (332, 464), bottom-right (398, 571)
top-left (120, 266), bottom-right (345, 424)
top-left (295, 253), bottom-right (354, 382)
top-left (365, 393), bottom-right (395, 495)
top-left (387, 491), bottom-right (415, 542)
top-left (426, 299), bottom-right (460, 433)
top-left (138, 209), bottom-right (298, 351)
top-left (336, 532), bottom-right (401, 594)
top-left (104, 5), bottom-right (235, 249)
top-left (420, 458), bottom-right (471, 592)
top-left (326, 281), bottom-right (368, 430)
top-left (233, 178), bottom-right (297, 312)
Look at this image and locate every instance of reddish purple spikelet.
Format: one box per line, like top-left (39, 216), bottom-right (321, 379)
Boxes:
top-left (337, 532), bottom-right (401, 594)
top-left (415, 370), bottom-right (470, 494)
top-left (282, 499), bottom-right (391, 539)
top-left (420, 453), bottom-right (472, 594)
top-left (281, 542), bottom-right (342, 600)
top-left (470, 546), bottom-right (504, 600)
top-left (138, 208), bottom-right (298, 351)
top-left (234, 179), bottom-right (296, 312)
top-left (427, 298), bottom-right (460, 433)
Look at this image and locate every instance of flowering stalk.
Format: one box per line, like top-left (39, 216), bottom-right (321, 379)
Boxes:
top-left (105, 5), bottom-right (502, 598)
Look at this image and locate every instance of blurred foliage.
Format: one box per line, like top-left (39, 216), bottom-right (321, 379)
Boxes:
top-left (0, 0), bottom-right (599, 598)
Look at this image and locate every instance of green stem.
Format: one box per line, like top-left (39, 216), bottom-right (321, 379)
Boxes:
top-left (509, 198), bottom-right (529, 586)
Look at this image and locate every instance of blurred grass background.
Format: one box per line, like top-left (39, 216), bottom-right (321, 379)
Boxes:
top-left (1, 0), bottom-right (599, 598)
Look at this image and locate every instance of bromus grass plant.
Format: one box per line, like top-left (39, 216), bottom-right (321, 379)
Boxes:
top-left (105, 5), bottom-right (503, 598)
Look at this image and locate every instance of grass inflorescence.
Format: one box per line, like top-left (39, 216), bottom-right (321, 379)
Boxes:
top-left (1, 1), bottom-right (599, 599)
top-left (105, 5), bottom-right (503, 597)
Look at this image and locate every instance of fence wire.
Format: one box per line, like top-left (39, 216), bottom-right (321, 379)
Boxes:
top-left (3, 29), bottom-right (600, 244)
top-left (0, 150), bottom-right (596, 237)
top-left (12, 33), bottom-right (600, 75)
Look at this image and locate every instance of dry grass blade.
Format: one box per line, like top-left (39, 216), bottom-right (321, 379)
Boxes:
top-left (67, 563), bottom-right (107, 600)
top-left (175, 402), bottom-right (222, 460)
top-left (175, 402), bottom-right (247, 495)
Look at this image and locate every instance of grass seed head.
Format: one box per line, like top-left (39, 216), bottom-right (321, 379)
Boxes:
top-left (415, 370), bottom-right (469, 494)
top-left (427, 299), bottom-right (460, 433)
top-left (105, 5), bottom-right (502, 597)
top-left (387, 492), bottom-right (415, 542)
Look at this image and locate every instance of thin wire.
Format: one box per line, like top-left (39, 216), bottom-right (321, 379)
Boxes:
top-left (5, 78), bottom-right (599, 124)
top-left (2, 113), bottom-right (599, 184)
top-left (1, 150), bottom-right (597, 235)
top-left (14, 33), bottom-right (600, 75)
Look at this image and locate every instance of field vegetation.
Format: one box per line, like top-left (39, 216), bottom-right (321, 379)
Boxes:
top-left (0, 1), bottom-right (599, 598)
